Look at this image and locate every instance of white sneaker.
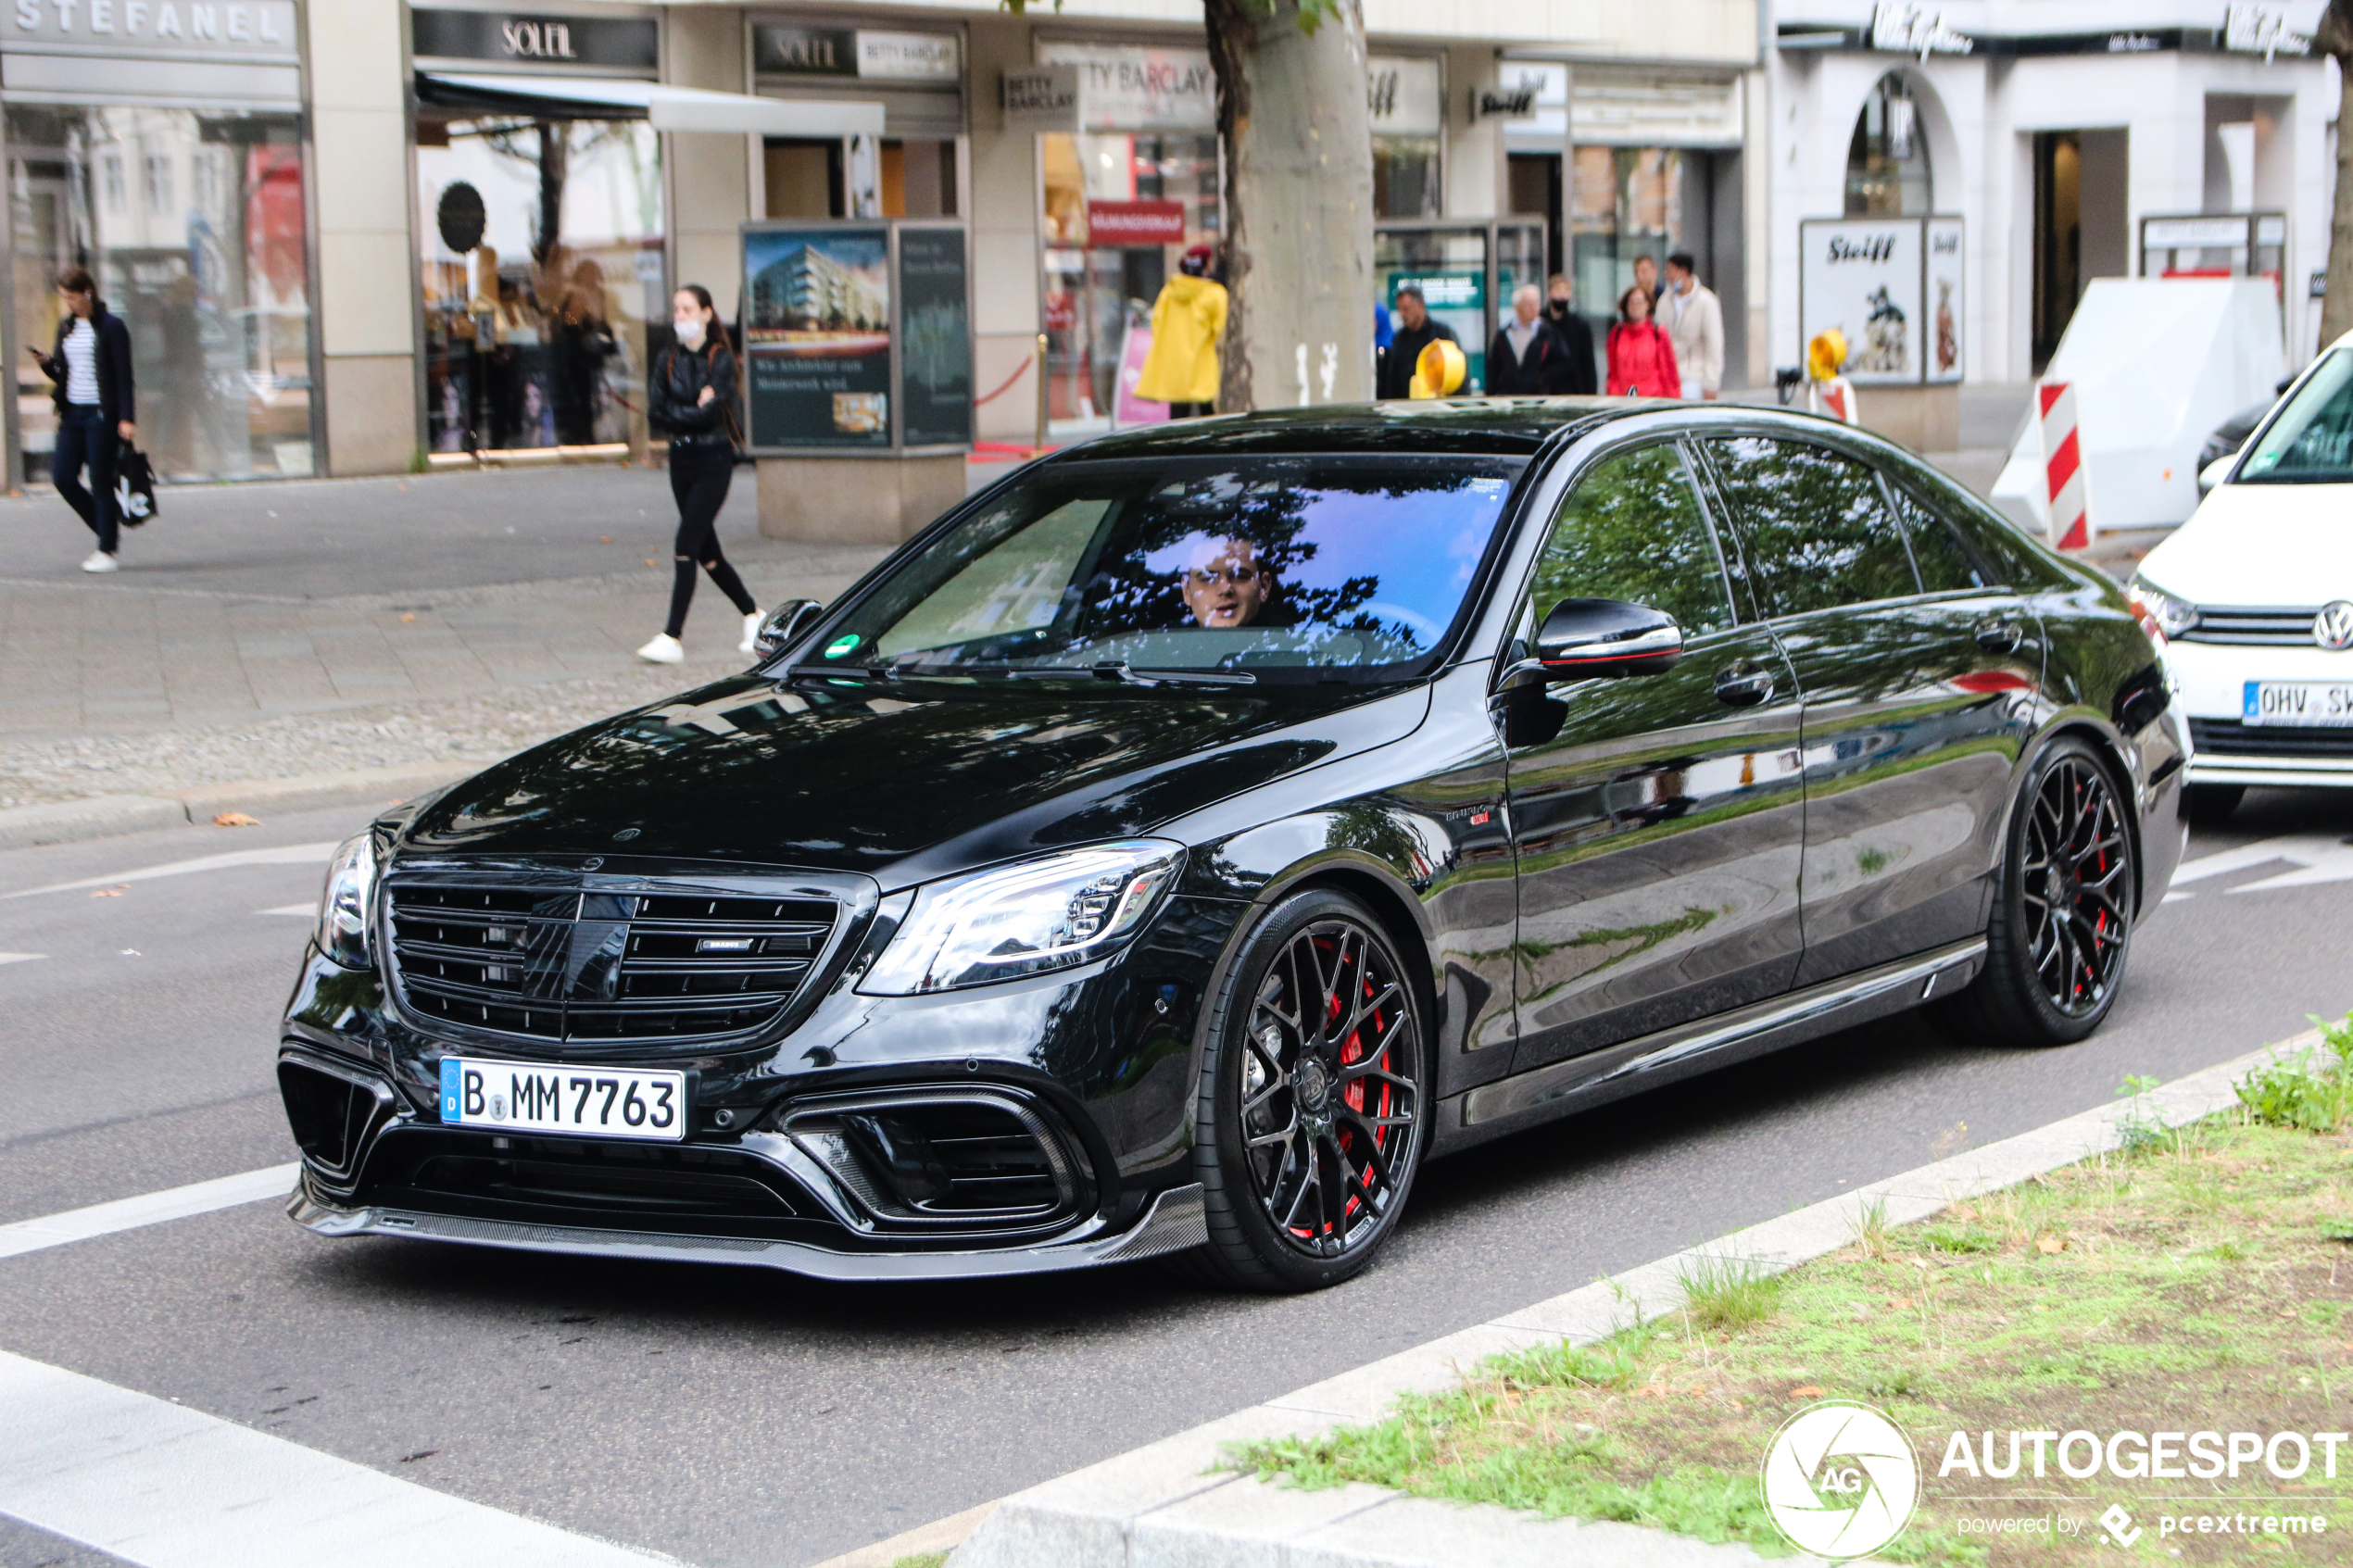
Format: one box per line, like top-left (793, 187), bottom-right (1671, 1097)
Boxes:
top-left (635, 633), bottom-right (684, 665)
top-left (81, 551), bottom-right (118, 574)
top-left (739, 609), bottom-right (764, 654)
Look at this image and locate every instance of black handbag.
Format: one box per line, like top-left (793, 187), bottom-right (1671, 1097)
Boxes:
top-left (114, 440), bottom-right (157, 527)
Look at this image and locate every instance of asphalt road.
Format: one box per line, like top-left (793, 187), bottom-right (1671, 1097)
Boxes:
top-left (2, 789), bottom-right (2350, 1566)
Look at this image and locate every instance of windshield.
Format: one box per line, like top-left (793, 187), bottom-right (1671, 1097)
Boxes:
top-left (810, 455), bottom-right (1526, 680)
top-left (2238, 351), bottom-right (2353, 483)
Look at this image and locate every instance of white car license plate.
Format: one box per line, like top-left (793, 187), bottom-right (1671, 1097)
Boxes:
top-left (438, 1057), bottom-right (687, 1141)
top-left (2244, 681), bottom-right (2353, 727)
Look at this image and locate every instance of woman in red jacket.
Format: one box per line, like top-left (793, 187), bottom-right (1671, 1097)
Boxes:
top-left (1605, 283), bottom-right (1681, 398)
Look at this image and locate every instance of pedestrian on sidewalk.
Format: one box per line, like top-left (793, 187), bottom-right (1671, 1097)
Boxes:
top-left (1135, 245), bottom-right (1227, 418)
top-left (1605, 284), bottom-right (1681, 398)
top-left (1542, 273), bottom-right (1599, 396)
top-left (1376, 286), bottom-right (1458, 399)
top-left (31, 267), bottom-right (134, 574)
top-left (1485, 284), bottom-right (1576, 395)
top-left (635, 284), bottom-right (760, 666)
top-left (1658, 252), bottom-right (1725, 401)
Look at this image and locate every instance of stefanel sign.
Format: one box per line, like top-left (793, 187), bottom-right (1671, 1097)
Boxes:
top-left (1086, 200), bottom-right (1185, 246)
top-left (5, 0), bottom-right (297, 58)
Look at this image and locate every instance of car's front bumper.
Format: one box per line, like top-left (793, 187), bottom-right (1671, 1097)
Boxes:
top-left (286, 1171), bottom-right (1208, 1282)
top-left (2166, 636), bottom-right (2353, 788)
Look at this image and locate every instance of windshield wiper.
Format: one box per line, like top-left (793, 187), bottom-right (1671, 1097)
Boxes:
top-left (1090, 660), bottom-right (1256, 687)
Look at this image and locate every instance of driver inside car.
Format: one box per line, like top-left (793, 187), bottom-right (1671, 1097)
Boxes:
top-left (1178, 534), bottom-right (1273, 629)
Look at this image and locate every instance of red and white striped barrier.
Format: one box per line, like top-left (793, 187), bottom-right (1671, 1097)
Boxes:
top-left (2038, 381), bottom-right (2090, 550)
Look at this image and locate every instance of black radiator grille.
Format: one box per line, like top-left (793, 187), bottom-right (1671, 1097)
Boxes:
top-left (387, 882), bottom-right (836, 1043)
top-left (2190, 718), bottom-right (2353, 759)
top-left (2175, 606), bottom-right (2322, 646)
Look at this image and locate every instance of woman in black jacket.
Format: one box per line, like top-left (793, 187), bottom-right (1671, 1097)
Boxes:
top-left (30, 266), bottom-right (136, 572)
top-left (636, 284), bottom-right (761, 664)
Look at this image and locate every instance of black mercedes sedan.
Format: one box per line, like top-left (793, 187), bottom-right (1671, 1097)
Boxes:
top-left (278, 401), bottom-right (2185, 1293)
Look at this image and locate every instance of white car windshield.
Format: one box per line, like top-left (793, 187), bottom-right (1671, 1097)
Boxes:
top-left (2238, 350), bottom-right (2353, 483)
top-left (811, 456), bottom-right (1526, 681)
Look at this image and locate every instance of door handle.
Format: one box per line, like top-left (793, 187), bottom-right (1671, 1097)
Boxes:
top-left (1975, 621), bottom-right (2023, 655)
top-left (1714, 664), bottom-right (1775, 707)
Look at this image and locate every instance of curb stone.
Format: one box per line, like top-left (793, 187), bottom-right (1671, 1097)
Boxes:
top-left (0, 761), bottom-right (492, 850)
top-left (944, 1032), bottom-right (2315, 1568)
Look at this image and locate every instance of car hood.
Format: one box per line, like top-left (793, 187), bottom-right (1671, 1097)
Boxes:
top-left (2139, 482), bottom-right (2353, 605)
top-left (399, 673), bottom-right (1430, 888)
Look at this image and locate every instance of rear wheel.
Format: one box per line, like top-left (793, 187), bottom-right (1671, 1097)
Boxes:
top-left (1938, 736), bottom-right (2135, 1047)
top-left (2184, 783), bottom-right (2244, 826)
top-left (1178, 889), bottom-right (1428, 1293)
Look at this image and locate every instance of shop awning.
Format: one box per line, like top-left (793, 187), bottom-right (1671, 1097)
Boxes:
top-left (416, 71), bottom-right (884, 136)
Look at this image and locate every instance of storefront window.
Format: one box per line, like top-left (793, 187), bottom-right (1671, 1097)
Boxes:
top-left (415, 115), bottom-right (663, 457)
top-left (9, 106), bottom-right (311, 484)
top-left (1374, 136), bottom-right (1441, 219)
top-left (1567, 145), bottom-right (1696, 379)
top-left (1845, 74), bottom-right (1931, 217)
top-left (1039, 130), bottom-right (1219, 433)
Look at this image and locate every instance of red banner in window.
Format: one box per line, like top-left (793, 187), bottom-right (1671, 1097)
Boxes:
top-left (1085, 200), bottom-right (1187, 246)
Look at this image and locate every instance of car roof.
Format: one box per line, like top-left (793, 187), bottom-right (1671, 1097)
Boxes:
top-left (1049, 398), bottom-right (1861, 460)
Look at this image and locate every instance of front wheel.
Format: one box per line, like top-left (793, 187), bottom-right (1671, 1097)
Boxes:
top-left (1178, 888), bottom-right (1429, 1293)
top-left (1937, 736), bottom-right (2135, 1047)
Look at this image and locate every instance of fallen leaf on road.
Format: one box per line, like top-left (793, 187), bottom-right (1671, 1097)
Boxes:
top-left (600, 535), bottom-right (612, 544)
top-left (89, 885), bottom-right (125, 897)
top-left (646, 558), bottom-right (658, 567)
top-left (1790, 1386), bottom-right (1824, 1399)
top-left (2037, 1236), bottom-right (2065, 1254)
top-left (213, 811), bottom-right (261, 827)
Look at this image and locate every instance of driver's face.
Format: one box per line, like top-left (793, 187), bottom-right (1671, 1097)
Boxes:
top-left (1182, 540), bottom-right (1267, 629)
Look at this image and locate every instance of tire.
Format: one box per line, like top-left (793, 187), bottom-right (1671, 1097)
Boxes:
top-left (1177, 887), bottom-right (1430, 1293)
top-left (2184, 783), bottom-right (2245, 826)
top-left (1936, 735), bottom-right (2135, 1048)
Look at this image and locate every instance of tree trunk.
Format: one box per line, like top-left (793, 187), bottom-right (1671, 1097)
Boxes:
top-left (2319, 2), bottom-right (2353, 345)
top-left (1202, 0), bottom-right (1375, 412)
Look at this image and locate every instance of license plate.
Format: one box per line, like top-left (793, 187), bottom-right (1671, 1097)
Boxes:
top-left (438, 1057), bottom-right (687, 1141)
top-left (2243, 681), bottom-right (2353, 727)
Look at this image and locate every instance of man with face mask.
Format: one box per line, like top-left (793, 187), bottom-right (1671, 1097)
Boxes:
top-left (1542, 273), bottom-right (1598, 396)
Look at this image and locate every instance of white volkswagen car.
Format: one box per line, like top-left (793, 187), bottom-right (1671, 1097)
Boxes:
top-left (2130, 334), bottom-right (2353, 822)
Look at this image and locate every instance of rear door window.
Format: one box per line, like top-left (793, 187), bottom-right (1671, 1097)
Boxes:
top-left (1880, 479), bottom-right (1989, 594)
top-left (1699, 437), bottom-right (1920, 616)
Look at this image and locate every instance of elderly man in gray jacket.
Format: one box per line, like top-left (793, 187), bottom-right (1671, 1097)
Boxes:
top-left (1659, 252), bottom-right (1724, 400)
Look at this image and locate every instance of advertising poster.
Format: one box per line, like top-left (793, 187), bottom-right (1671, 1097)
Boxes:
top-left (1799, 218), bottom-right (1921, 385)
top-left (744, 226), bottom-right (891, 447)
top-left (1112, 312), bottom-right (1166, 428)
top-left (1924, 216), bottom-right (1965, 383)
top-left (899, 227), bottom-right (973, 447)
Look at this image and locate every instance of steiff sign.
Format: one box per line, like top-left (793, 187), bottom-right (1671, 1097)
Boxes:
top-left (411, 8), bottom-right (660, 71)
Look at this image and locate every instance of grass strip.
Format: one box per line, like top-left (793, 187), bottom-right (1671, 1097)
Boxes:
top-left (1233, 1023), bottom-right (2353, 1563)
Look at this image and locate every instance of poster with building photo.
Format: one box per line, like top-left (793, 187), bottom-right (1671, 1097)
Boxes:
top-left (744, 227), bottom-right (891, 447)
top-left (1923, 216), bottom-right (1965, 383)
top-left (1798, 218), bottom-right (1921, 385)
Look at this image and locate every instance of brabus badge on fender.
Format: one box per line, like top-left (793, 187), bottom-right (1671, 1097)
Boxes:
top-left (2314, 601), bottom-right (2353, 651)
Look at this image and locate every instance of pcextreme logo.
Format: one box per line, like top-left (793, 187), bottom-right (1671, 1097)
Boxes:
top-left (1761, 1400), bottom-right (1922, 1560)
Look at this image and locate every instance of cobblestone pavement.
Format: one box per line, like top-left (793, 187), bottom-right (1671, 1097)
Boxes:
top-left (0, 462), bottom-right (893, 807)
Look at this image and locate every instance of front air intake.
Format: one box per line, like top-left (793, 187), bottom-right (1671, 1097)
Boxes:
top-left (781, 1089), bottom-right (1089, 1230)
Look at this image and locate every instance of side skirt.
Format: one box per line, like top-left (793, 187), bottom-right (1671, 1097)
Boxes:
top-left (1432, 937), bottom-right (1986, 1155)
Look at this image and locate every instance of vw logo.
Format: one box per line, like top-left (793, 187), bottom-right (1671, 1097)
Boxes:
top-left (2316, 601), bottom-right (2353, 652)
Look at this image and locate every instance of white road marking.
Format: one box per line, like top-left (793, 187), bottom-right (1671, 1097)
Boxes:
top-left (0, 1350), bottom-right (672, 1568)
top-left (257, 903), bottom-right (315, 917)
top-left (2171, 832), bottom-right (2353, 896)
top-left (0, 1165), bottom-right (300, 1261)
top-left (5, 842), bottom-right (338, 900)
top-left (2162, 891), bottom-right (2192, 904)
top-left (0, 951), bottom-right (43, 964)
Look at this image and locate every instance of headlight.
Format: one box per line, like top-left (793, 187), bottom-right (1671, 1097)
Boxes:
top-left (2126, 575), bottom-right (2199, 640)
top-left (859, 840), bottom-right (1182, 996)
top-left (315, 832), bottom-right (379, 970)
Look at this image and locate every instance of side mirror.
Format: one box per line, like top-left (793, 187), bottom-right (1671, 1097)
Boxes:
top-left (2197, 456), bottom-right (2234, 495)
top-left (752, 599), bottom-right (824, 664)
top-left (1535, 597), bottom-right (1683, 680)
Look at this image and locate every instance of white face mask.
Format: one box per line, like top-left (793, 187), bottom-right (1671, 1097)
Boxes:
top-left (674, 313), bottom-right (707, 350)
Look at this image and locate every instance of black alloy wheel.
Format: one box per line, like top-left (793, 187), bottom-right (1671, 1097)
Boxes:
top-left (1179, 888), bottom-right (1428, 1292)
top-left (1937, 735), bottom-right (2135, 1047)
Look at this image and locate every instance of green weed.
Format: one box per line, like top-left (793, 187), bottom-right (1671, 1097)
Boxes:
top-left (2236, 1050), bottom-right (2349, 1132)
top-left (1676, 1253), bottom-right (1782, 1334)
top-left (1920, 1224), bottom-right (1998, 1254)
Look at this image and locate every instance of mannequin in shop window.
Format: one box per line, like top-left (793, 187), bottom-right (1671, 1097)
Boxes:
top-left (1135, 245), bottom-right (1227, 418)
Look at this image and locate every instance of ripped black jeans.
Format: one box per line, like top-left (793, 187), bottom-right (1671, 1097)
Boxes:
top-left (664, 444), bottom-right (756, 638)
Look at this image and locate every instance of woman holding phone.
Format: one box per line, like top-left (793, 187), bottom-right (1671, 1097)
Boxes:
top-left (30, 267), bottom-right (135, 573)
top-left (636, 284), bottom-right (761, 665)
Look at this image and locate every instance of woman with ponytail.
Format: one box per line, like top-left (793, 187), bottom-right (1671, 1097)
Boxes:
top-left (636, 284), bottom-right (761, 664)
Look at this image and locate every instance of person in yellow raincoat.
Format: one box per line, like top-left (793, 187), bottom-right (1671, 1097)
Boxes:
top-left (1135, 245), bottom-right (1227, 418)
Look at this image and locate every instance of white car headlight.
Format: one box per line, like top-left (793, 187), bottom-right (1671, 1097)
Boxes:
top-left (315, 832), bottom-right (379, 970)
top-left (2126, 575), bottom-right (2199, 640)
top-left (859, 841), bottom-right (1182, 996)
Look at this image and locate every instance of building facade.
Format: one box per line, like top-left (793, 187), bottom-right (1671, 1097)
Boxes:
top-left (1768, 0), bottom-right (2340, 389)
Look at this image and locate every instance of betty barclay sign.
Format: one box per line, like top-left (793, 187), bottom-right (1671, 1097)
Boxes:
top-left (1798, 214), bottom-right (1963, 385)
top-left (1038, 40), bottom-right (1214, 133)
top-left (7, 0), bottom-right (296, 56)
